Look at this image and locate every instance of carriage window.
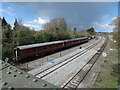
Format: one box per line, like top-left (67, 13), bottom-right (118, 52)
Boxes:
top-left (43, 46), bottom-right (46, 49)
top-left (38, 47), bottom-right (41, 51)
top-left (33, 49), bottom-right (36, 52)
top-left (51, 45), bottom-right (53, 48)
top-left (54, 45), bottom-right (57, 47)
top-left (24, 49), bottom-right (29, 54)
top-left (49, 45), bottom-right (53, 48)
top-left (36, 48), bottom-right (39, 51)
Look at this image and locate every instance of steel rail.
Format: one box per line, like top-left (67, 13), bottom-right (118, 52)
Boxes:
top-left (35, 37), bottom-right (103, 79)
top-left (62, 37), bottom-right (108, 89)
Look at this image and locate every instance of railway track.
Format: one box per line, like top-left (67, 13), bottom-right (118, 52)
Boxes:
top-left (34, 37), bottom-right (103, 79)
top-left (62, 37), bottom-right (108, 89)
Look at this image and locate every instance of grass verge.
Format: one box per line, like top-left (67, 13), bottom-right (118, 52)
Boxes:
top-left (93, 38), bottom-right (119, 88)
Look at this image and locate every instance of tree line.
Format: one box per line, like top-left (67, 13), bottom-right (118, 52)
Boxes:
top-left (110, 16), bottom-right (120, 84)
top-left (0, 17), bottom-right (95, 62)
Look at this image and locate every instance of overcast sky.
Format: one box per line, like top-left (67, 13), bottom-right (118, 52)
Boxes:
top-left (1, 2), bottom-right (118, 32)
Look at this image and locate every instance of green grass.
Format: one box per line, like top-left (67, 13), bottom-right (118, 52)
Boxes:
top-left (92, 39), bottom-right (119, 88)
top-left (96, 77), bottom-right (102, 83)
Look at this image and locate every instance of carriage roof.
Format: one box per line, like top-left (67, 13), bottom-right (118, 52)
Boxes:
top-left (17, 41), bottom-right (64, 50)
top-left (64, 37), bottom-right (88, 42)
top-left (17, 37), bottom-right (88, 50)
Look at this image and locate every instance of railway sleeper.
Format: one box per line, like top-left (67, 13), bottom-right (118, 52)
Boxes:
top-left (70, 81), bottom-right (79, 86)
top-left (67, 83), bottom-right (77, 89)
top-left (72, 78), bottom-right (82, 83)
top-left (74, 76), bottom-right (82, 80)
top-left (67, 87), bottom-right (76, 90)
top-left (72, 80), bottom-right (80, 84)
top-left (71, 78), bottom-right (82, 83)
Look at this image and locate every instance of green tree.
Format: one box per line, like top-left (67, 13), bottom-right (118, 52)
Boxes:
top-left (111, 16), bottom-right (120, 42)
top-left (2, 24), bottom-right (13, 43)
top-left (44, 18), bottom-right (69, 40)
top-left (43, 31), bottom-right (52, 42)
top-left (79, 30), bottom-right (91, 37)
top-left (12, 25), bottom-right (35, 46)
top-left (2, 43), bottom-right (14, 61)
top-left (2, 22), bottom-right (14, 61)
top-left (1, 17), bottom-right (36, 61)
top-left (34, 30), bottom-right (52, 43)
top-left (2, 17), bottom-right (7, 30)
top-left (87, 27), bottom-right (96, 35)
top-left (111, 16), bottom-right (120, 84)
top-left (68, 27), bottom-right (78, 39)
top-left (73, 27), bottom-right (79, 38)
top-left (13, 18), bottom-right (19, 31)
top-left (0, 30), bottom-right (2, 60)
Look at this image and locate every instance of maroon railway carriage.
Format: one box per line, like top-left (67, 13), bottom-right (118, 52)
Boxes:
top-left (79, 37), bottom-right (89, 43)
top-left (64, 37), bottom-right (89, 47)
top-left (15, 41), bottom-right (64, 60)
top-left (15, 37), bottom-right (90, 61)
